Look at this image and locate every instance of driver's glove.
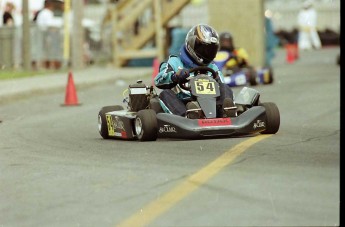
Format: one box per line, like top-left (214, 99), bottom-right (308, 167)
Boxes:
top-left (171, 68), bottom-right (189, 83)
top-left (214, 71), bottom-right (221, 82)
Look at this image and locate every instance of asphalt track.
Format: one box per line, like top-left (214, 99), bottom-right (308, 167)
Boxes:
top-left (0, 47), bottom-right (340, 227)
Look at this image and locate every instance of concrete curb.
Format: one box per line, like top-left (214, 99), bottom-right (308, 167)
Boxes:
top-left (0, 66), bottom-right (153, 104)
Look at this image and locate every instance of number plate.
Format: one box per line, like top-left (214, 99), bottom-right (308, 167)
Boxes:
top-left (194, 79), bottom-right (216, 95)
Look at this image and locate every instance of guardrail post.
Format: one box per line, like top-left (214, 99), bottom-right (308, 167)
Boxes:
top-left (0, 27), bottom-right (15, 68)
top-left (154, 0), bottom-right (164, 62)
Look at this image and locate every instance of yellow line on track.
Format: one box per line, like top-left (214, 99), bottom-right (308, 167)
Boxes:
top-left (116, 134), bottom-right (272, 227)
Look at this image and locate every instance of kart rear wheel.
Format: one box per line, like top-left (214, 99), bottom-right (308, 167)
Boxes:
top-left (98, 105), bottom-right (124, 139)
top-left (248, 68), bottom-right (258, 86)
top-left (135, 109), bottom-right (158, 141)
top-left (268, 67), bottom-right (274, 84)
top-left (259, 102), bottom-right (280, 134)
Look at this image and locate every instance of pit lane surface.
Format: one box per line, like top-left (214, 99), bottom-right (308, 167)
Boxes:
top-left (0, 47), bottom-right (340, 226)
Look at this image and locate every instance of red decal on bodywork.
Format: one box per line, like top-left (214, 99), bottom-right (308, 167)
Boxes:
top-left (198, 118), bottom-right (232, 127)
top-left (121, 131), bottom-right (127, 138)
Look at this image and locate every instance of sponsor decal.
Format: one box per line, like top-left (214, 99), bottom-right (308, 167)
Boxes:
top-left (253, 120), bottom-right (265, 129)
top-left (121, 131), bottom-right (127, 138)
top-left (106, 115), bottom-right (126, 137)
top-left (159, 125), bottom-right (177, 133)
top-left (198, 118), bottom-right (231, 127)
top-left (113, 116), bottom-right (125, 130)
top-left (114, 132), bottom-right (122, 137)
top-left (106, 115), bottom-right (116, 136)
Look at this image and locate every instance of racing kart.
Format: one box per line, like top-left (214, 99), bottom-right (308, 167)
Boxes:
top-left (214, 50), bottom-right (274, 87)
top-left (98, 66), bottom-right (280, 141)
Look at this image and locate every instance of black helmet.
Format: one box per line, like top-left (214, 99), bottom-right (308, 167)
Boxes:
top-left (219, 32), bottom-right (233, 42)
top-left (219, 32), bottom-right (234, 52)
top-left (185, 24), bottom-right (220, 65)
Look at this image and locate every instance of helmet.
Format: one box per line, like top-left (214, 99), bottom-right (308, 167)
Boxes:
top-left (219, 32), bottom-right (234, 52)
top-left (185, 24), bottom-right (220, 65)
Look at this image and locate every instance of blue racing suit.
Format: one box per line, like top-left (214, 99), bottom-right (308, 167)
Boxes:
top-left (154, 45), bottom-right (234, 116)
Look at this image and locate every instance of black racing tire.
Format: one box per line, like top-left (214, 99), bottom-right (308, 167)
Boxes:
top-left (135, 109), bottom-right (158, 141)
top-left (248, 67), bottom-right (258, 86)
top-left (259, 102), bottom-right (280, 134)
top-left (268, 67), bottom-right (274, 84)
top-left (98, 105), bottom-right (124, 139)
top-left (149, 97), bottom-right (164, 113)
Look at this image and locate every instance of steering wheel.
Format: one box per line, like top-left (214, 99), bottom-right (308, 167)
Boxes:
top-left (179, 66), bottom-right (218, 91)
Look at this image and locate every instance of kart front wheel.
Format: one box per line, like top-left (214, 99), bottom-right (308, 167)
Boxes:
top-left (259, 102), bottom-right (280, 134)
top-left (135, 109), bottom-right (158, 141)
top-left (98, 105), bottom-right (124, 139)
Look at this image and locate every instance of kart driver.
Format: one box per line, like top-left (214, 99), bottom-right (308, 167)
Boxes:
top-left (154, 24), bottom-right (236, 119)
top-left (216, 31), bottom-right (251, 70)
top-left (213, 31), bottom-right (259, 85)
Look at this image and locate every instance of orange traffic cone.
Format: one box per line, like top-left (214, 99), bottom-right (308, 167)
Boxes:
top-left (151, 58), bottom-right (159, 86)
top-left (62, 71), bottom-right (80, 106)
top-left (285, 44), bottom-right (295, 64)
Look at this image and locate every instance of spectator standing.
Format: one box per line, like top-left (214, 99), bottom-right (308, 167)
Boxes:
top-left (2, 1), bottom-right (15, 26)
top-left (36, 0), bottom-right (63, 70)
top-left (297, 0), bottom-right (322, 50)
top-left (31, 1), bottom-right (47, 70)
top-left (32, 2), bottom-right (45, 23)
top-left (265, 14), bottom-right (279, 67)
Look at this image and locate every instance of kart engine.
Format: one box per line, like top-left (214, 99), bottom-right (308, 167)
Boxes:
top-left (128, 80), bottom-right (150, 111)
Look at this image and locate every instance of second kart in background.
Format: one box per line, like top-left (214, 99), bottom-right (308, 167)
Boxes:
top-left (214, 32), bottom-right (274, 87)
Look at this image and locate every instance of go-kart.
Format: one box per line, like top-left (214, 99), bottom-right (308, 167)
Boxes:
top-left (214, 50), bottom-right (274, 87)
top-left (98, 66), bottom-right (280, 141)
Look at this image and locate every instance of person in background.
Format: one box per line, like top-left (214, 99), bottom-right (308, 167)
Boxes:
top-left (297, 0), bottom-right (322, 50)
top-left (2, 1), bottom-right (15, 26)
top-left (31, 0), bottom-right (48, 70)
top-left (154, 24), bottom-right (236, 119)
top-left (265, 13), bottom-right (279, 67)
top-left (32, 0), bottom-right (48, 23)
top-left (36, 0), bottom-right (63, 70)
top-left (217, 31), bottom-right (250, 70)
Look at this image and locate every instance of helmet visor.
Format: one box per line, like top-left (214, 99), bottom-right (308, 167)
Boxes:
top-left (194, 38), bottom-right (219, 65)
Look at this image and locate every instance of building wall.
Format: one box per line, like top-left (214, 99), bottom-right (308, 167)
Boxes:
top-left (208, 0), bottom-right (265, 67)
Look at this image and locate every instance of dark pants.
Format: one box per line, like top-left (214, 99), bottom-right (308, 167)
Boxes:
top-left (159, 89), bottom-right (187, 116)
top-left (159, 84), bottom-right (234, 117)
top-left (218, 83), bottom-right (234, 105)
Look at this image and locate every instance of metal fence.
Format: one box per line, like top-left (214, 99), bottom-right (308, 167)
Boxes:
top-left (0, 23), bottom-right (101, 69)
top-left (0, 26), bottom-right (15, 68)
top-left (0, 24), bottom-right (63, 69)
